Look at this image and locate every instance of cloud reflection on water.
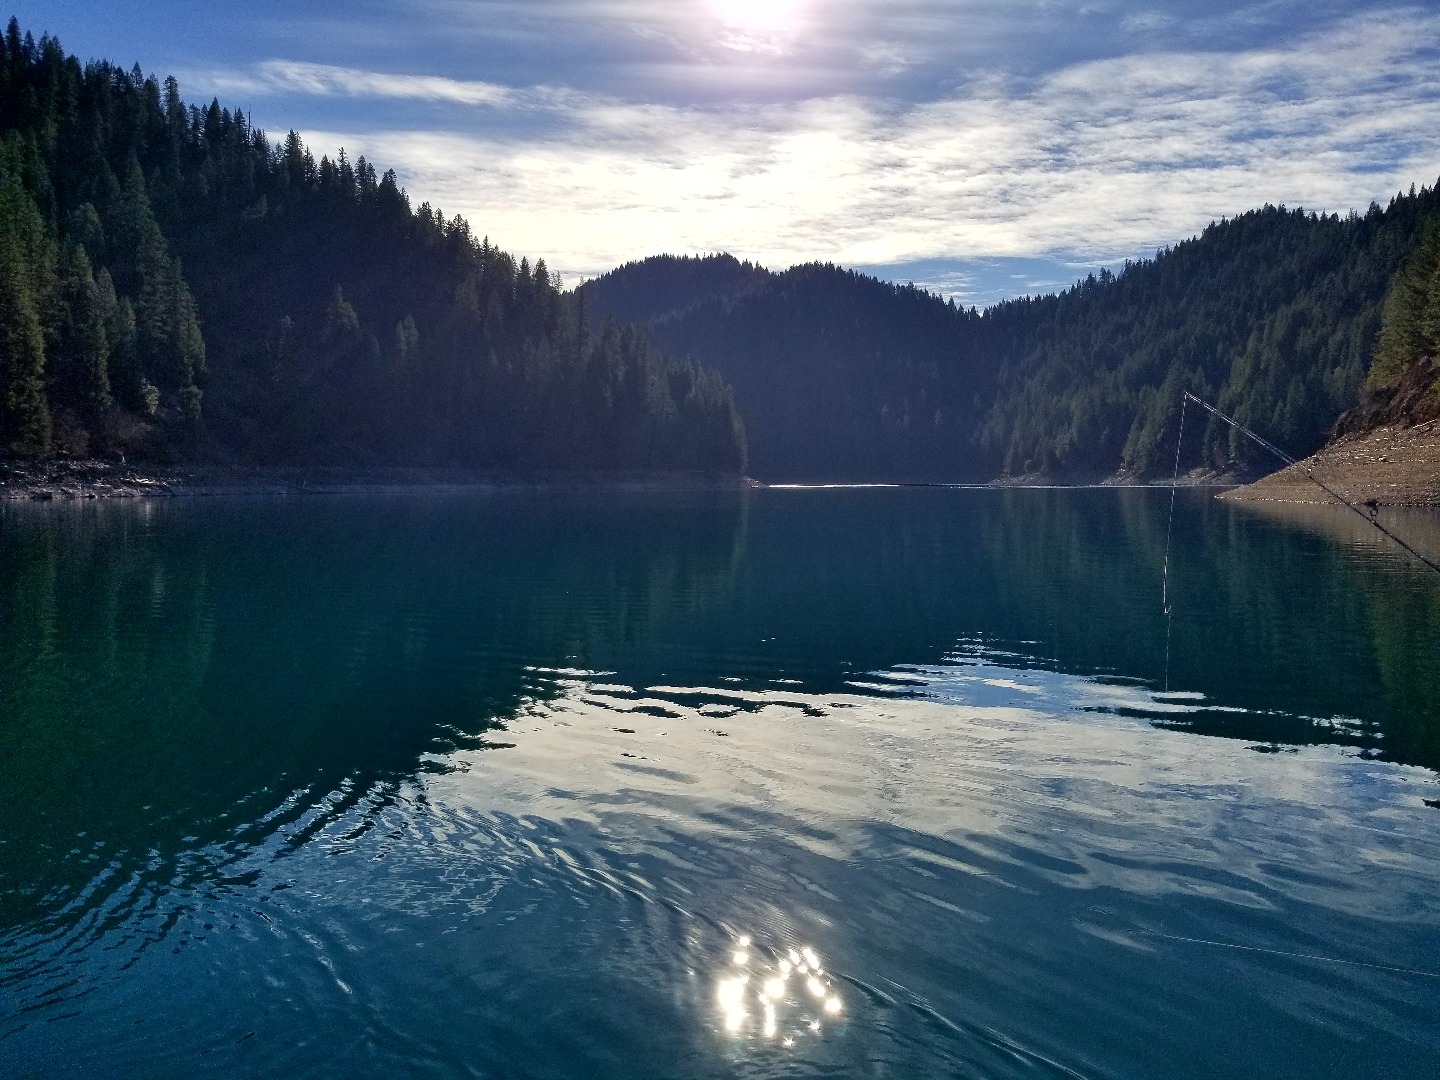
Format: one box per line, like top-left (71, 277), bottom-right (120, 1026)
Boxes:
top-left (3, 491), bottom-right (1438, 1077)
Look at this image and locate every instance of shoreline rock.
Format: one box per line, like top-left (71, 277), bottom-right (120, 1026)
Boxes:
top-left (0, 460), bottom-right (754, 501)
top-left (1220, 421), bottom-right (1440, 507)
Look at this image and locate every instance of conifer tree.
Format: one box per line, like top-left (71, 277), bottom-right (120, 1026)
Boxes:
top-left (0, 168), bottom-right (52, 454)
top-left (51, 243), bottom-right (111, 420)
top-left (0, 23), bottom-right (747, 470)
top-left (324, 286), bottom-right (361, 352)
top-left (1373, 220), bottom-right (1440, 387)
top-left (0, 256), bottom-right (51, 455)
top-left (95, 269), bottom-right (139, 409)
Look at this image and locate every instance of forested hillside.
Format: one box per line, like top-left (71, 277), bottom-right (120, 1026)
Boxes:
top-left (1338, 214), bottom-right (1440, 433)
top-left (7, 19), bottom-right (1434, 485)
top-left (585, 257), bottom-right (995, 480)
top-left (986, 197), bottom-right (1439, 477)
top-left (0, 22), bottom-right (746, 473)
top-left (584, 192), bottom-right (1440, 481)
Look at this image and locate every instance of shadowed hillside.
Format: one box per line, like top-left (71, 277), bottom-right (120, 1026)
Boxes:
top-left (583, 192), bottom-right (1440, 482)
top-left (0, 22), bottom-right (746, 473)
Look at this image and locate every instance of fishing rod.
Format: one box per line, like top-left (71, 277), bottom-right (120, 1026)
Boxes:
top-left (1178, 391), bottom-right (1440, 577)
top-left (1160, 392), bottom-right (1440, 692)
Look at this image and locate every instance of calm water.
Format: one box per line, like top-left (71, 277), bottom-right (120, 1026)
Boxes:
top-left (1, 487), bottom-right (1438, 1079)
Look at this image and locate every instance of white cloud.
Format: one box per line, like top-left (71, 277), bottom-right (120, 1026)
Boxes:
top-left (202, 60), bottom-right (520, 108)
top-left (858, 42), bottom-right (912, 77)
top-left (237, 8), bottom-right (1440, 284)
top-left (1120, 10), bottom-right (1179, 35)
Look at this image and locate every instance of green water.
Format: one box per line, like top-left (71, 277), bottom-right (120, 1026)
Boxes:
top-left (1, 487), bottom-right (1437, 1078)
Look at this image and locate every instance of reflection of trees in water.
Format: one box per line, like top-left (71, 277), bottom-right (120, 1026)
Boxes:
top-left (0, 494), bottom-right (748, 929)
top-left (1222, 501), bottom-right (1440, 769)
top-left (607, 489), bottom-right (1439, 770)
top-left (3, 486), bottom-right (1437, 944)
top-left (981, 490), bottom-right (1440, 768)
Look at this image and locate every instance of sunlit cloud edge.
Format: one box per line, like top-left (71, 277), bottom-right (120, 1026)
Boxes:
top-left (187, 8), bottom-right (1440, 299)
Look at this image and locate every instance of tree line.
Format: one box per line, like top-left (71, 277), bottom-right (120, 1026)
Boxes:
top-left (0, 22), bottom-right (746, 473)
top-left (584, 196), bottom-right (1440, 481)
top-left (8, 18), bottom-right (1435, 483)
top-left (1370, 216), bottom-right (1440, 406)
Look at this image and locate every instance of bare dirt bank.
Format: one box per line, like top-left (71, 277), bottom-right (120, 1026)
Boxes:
top-left (0, 460), bottom-right (754, 500)
top-left (1221, 421), bottom-right (1440, 507)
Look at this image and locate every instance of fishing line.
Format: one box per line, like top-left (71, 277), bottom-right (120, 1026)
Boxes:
top-left (1159, 391), bottom-right (1440, 692)
top-left (1128, 928), bottom-right (1440, 979)
top-left (1179, 391), bottom-right (1440, 577)
top-left (1161, 395), bottom-right (1188, 692)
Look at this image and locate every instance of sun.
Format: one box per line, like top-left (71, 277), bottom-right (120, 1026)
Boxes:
top-left (707, 0), bottom-right (807, 35)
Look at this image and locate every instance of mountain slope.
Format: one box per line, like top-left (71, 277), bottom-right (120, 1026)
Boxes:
top-left (1226, 214), bottom-right (1440, 507)
top-left (1339, 213), bottom-right (1440, 434)
top-left (586, 257), bottom-right (994, 480)
top-left (584, 194), bottom-right (1440, 482)
top-left (0, 22), bottom-right (746, 473)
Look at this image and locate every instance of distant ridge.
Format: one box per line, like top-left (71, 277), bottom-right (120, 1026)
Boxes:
top-left (583, 192), bottom-right (1440, 483)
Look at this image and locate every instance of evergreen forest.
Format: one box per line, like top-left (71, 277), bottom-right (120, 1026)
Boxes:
top-left (1357, 214), bottom-right (1440, 429)
top-left (584, 194), bottom-right (1440, 481)
top-left (0, 23), bottom-right (747, 473)
top-left (4, 20), bottom-right (1439, 484)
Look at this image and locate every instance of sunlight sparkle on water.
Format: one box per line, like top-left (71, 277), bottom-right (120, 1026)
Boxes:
top-left (715, 935), bottom-right (843, 1048)
top-left (717, 975), bottom-right (748, 1032)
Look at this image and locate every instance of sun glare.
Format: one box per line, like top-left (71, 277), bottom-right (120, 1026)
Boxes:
top-left (707, 0), bottom-right (807, 35)
top-left (714, 935), bottom-right (844, 1048)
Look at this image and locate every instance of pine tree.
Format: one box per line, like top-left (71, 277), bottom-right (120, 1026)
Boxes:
top-left (0, 169), bottom-right (52, 454)
top-left (171, 260), bottom-right (204, 420)
top-left (323, 286), bottom-right (361, 352)
top-left (0, 256), bottom-right (51, 455)
top-left (1373, 220), bottom-right (1440, 387)
top-left (394, 315), bottom-right (418, 365)
top-left (51, 242), bottom-right (111, 420)
top-left (95, 269), bottom-right (140, 411)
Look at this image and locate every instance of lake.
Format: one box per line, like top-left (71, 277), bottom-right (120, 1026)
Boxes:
top-left (1, 487), bottom-right (1437, 1078)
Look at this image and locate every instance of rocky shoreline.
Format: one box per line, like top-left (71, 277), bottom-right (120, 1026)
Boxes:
top-left (1220, 421), bottom-right (1440, 508)
top-left (7, 447), bottom-right (1429, 505)
top-left (0, 460), bottom-right (183, 499)
top-left (0, 460), bottom-right (756, 500)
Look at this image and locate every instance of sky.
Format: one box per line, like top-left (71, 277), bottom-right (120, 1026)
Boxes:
top-left (11, 1), bottom-right (1440, 305)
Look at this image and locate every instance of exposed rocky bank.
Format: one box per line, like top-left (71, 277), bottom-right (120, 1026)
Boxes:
top-left (0, 460), bottom-right (754, 500)
top-left (1222, 421), bottom-right (1440, 507)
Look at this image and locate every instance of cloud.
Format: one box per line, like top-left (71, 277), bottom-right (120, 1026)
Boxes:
top-left (1120, 11), bottom-right (1180, 35)
top-left (858, 42), bottom-right (912, 77)
top-left (854, 257), bottom-right (1106, 308)
top-left (224, 8), bottom-right (1440, 289)
top-left (201, 60), bottom-right (520, 108)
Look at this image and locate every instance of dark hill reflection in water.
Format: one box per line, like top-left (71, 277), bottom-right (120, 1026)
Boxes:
top-left (0, 488), bottom-right (1437, 1078)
